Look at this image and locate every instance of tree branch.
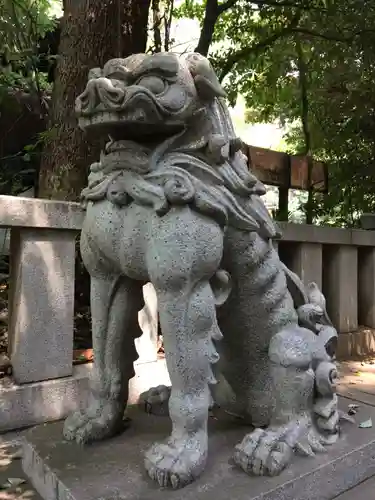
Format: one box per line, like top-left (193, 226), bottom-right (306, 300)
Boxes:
top-left (195, 0), bottom-right (240, 55)
top-left (295, 35), bottom-right (314, 224)
top-left (247, 0), bottom-right (322, 10)
top-left (195, 0), bottom-right (219, 55)
top-left (217, 0), bottom-right (238, 14)
top-left (218, 14), bottom-right (300, 81)
top-left (164, 0), bottom-right (174, 51)
top-left (152, 0), bottom-right (162, 52)
top-left (217, 12), bottom-right (373, 83)
top-left (292, 27), bottom-right (375, 42)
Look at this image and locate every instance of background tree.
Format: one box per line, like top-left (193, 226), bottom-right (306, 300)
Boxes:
top-left (38, 0), bottom-right (151, 200)
top-left (2, 0), bottom-right (375, 225)
top-left (0, 0), bottom-right (56, 195)
top-left (188, 0), bottom-right (375, 226)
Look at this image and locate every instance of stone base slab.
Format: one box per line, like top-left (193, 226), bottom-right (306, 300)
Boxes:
top-left (22, 397), bottom-right (375, 500)
top-left (0, 359), bottom-right (169, 433)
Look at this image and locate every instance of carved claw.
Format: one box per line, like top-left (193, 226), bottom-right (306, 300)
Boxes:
top-left (233, 415), bottom-right (323, 477)
top-left (63, 400), bottom-right (126, 444)
top-left (295, 427), bottom-right (327, 457)
top-left (144, 432), bottom-right (208, 489)
top-left (63, 410), bottom-right (91, 441)
top-left (234, 428), bottom-right (293, 476)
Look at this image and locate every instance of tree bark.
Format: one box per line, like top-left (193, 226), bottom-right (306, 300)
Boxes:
top-left (38, 0), bottom-right (151, 200)
top-left (296, 36), bottom-right (314, 224)
top-left (195, 0), bottom-right (220, 56)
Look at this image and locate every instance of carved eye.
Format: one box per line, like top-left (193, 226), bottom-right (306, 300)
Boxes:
top-left (107, 71), bottom-right (128, 81)
top-left (136, 75), bottom-right (166, 95)
top-left (103, 62), bottom-right (130, 81)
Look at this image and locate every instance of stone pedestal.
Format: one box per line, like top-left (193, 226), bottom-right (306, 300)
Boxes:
top-left (323, 246), bottom-right (358, 333)
top-left (0, 359), bottom-right (169, 433)
top-left (22, 399), bottom-right (375, 500)
top-left (8, 228), bottom-right (77, 384)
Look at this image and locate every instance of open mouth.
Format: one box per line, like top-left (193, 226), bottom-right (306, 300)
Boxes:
top-left (103, 124), bottom-right (185, 156)
top-left (79, 109), bottom-right (185, 146)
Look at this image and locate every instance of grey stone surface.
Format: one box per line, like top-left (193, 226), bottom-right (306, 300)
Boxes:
top-left (0, 194), bottom-right (83, 230)
top-left (335, 475), bottom-right (375, 499)
top-left (0, 360), bottom-right (169, 433)
top-left (279, 221), bottom-right (375, 247)
top-left (0, 365), bottom-right (90, 432)
top-left (281, 242), bottom-right (323, 289)
top-left (358, 247), bottom-right (375, 328)
top-left (63, 51), bottom-right (341, 489)
top-left (0, 187), bottom-right (35, 256)
top-left (22, 400), bottom-right (375, 500)
top-left (360, 213), bottom-right (375, 231)
top-left (8, 227), bottom-right (77, 384)
top-left (323, 246), bottom-right (358, 333)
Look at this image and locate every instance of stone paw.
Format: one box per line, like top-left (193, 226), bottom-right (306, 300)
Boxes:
top-left (233, 428), bottom-right (294, 477)
top-left (139, 385), bottom-right (171, 415)
top-left (63, 400), bottom-right (125, 444)
top-left (295, 426), bottom-right (335, 457)
top-left (63, 410), bottom-right (92, 441)
top-left (144, 432), bottom-right (208, 489)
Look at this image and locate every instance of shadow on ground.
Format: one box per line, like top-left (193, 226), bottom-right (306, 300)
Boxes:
top-left (0, 434), bottom-right (40, 500)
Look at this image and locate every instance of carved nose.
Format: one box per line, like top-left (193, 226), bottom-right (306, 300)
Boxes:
top-left (76, 77), bottom-right (125, 115)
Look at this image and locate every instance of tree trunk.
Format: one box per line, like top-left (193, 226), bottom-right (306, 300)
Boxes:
top-left (38, 0), bottom-right (151, 201)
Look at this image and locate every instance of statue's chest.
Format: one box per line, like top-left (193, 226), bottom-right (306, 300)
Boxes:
top-left (81, 201), bottom-right (152, 279)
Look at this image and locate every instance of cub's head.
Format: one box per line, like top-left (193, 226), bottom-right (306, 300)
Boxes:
top-left (76, 52), bottom-right (226, 143)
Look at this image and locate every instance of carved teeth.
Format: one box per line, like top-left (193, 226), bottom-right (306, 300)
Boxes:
top-left (131, 108), bottom-right (146, 121)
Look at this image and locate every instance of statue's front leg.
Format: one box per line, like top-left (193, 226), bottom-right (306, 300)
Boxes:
top-left (144, 208), bottom-right (224, 489)
top-left (64, 273), bottom-right (143, 444)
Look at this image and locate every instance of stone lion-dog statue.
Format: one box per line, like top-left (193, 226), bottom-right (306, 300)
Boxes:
top-left (63, 52), bottom-right (341, 489)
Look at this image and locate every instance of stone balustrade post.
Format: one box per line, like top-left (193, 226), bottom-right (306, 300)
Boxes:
top-left (358, 214), bottom-right (375, 328)
top-left (323, 246), bottom-right (358, 333)
top-left (286, 242), bottom-right (323, 290)
top-left (8, 228), bottom-right (78, 384)
top-left (0, 196), bottom-right (83, 385)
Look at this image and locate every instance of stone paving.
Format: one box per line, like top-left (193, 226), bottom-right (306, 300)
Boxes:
top-left (336, 476), bottom-right (375, 499)
top-left (0, 430), bottom-right (40, 500)
top-left (2, 360), bottom-right (375, 500)
top-left (333, 360), bottom-right (375, 498)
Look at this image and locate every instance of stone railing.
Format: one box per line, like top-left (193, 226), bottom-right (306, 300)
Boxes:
top-left (1, 194), bottom-right (375, 431)
top-left (277, 222), bottom-right (375, 357)
top-left (4, 195), bottom-right (83, 385)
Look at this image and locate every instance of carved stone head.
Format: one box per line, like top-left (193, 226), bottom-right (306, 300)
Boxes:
top-left (76, 52), bottom-right (226, 141)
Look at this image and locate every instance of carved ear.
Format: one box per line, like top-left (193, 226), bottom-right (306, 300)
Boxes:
top-left (185, 53), bottom-right (226, 100)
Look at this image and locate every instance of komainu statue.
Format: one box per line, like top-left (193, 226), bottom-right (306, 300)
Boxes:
top-left (63, 52), bottom-right (341, 489)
